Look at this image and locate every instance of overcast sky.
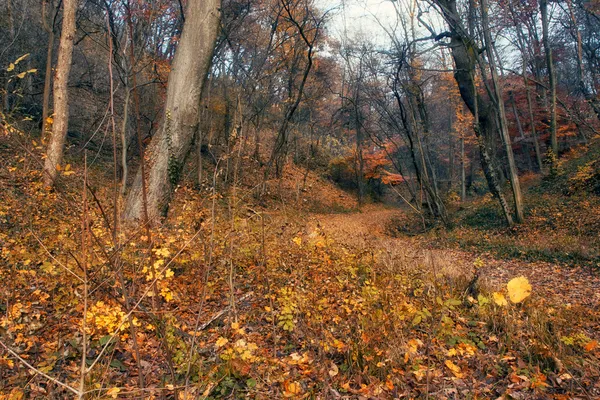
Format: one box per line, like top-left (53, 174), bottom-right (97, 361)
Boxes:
top-left (321, 0), bottom-right (398, 45)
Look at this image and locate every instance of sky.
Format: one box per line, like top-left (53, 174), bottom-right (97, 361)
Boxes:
top-left (320, 0), bottom-right (398, 45)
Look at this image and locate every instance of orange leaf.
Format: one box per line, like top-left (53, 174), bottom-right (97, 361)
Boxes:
top-left (585, 340), bottom-right (598, 352)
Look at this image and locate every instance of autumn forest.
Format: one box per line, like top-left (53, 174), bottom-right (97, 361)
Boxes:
top-left (1, 0), bottom-right (600, 398)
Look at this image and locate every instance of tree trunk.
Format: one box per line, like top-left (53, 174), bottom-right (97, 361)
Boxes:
top-left (43, 0), bottom-right (77, 187)
top-left (124, 0), bottom-right (220, 221)
top-left (460, 133), bottom-right (466, 201)
top-left (42, 31), bottom-right (54, 136)
top-left (540, 0), bottom-right (558, 156)
top-left (121, 88), bottom-right (130, 195)
top-left (434, 0), bottom-right (514, 226)
top-left (480, 0), bottom-right (524, 222)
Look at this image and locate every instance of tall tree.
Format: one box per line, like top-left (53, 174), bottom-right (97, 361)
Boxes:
top-left (124, 0), bottom-right (221, 221)
top-left (41, 0), bottom-right (59, 137)
top-left (480, 0), bottom-right (524, 222)
top-left (43, 0), bottom-right (78, 187)
top-left (540, 0), bottom-right (558, 156)
top-left (432, 0), bottom-right (516, 225)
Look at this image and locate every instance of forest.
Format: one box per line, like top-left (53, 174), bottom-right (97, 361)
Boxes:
top-left (0, 0), bottom-right (599, 398)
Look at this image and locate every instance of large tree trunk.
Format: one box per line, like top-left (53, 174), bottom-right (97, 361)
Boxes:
top-left (123, 0), bottom-right (220, 221)
top-left (434, 0), bottom-right (514, 226)
top-left (43, 0), bottom-right (77, 187)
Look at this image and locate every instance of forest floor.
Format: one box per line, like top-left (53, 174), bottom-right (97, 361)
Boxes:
top-left (312, 205), bottom-right (600, 341)
top-left (2, 133), bottom-right (600, 399)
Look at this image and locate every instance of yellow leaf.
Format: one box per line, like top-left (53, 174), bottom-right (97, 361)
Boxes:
top-left (16, 72), bottom-right (27, 79)
top-left (8, 388), bottom-right (24, 400)
top-left (492, 292), bottom-right (508, 306)
top-left (283, 381), bottom-right (302, 397)
top-left (106, 387), bottom-right (121, 398)
top-left (7, 63), bottom-right (15, 72)
top-left (13, 54), bottom-right (30, 65)
top-left (445, 360), bottom-right (464, 378)
top-left (292, 236), bottom-right (302, 246)
top-left (215, 337), bottom-right (228, 348)
top-left (507, 276), bottom-right (532, 303)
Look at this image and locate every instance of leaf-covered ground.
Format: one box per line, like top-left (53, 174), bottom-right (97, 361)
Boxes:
top-left (1, 135), bottom-right (600, 399)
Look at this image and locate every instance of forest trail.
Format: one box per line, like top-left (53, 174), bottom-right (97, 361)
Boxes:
top-left (309, 205), bottom-right (600, 339)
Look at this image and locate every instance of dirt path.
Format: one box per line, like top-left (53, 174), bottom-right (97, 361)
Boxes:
top-left (309, 205), bottom-right (600, 339)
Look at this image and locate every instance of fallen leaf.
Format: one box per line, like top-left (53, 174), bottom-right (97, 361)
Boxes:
top-left (507, 276), bottom-right (532, 303)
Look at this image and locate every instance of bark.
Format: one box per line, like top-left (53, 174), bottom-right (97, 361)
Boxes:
top-left (43, 0), bottom-right (78, 187)
top-left (124, 0), bottom-right (220, 221)
top-left (566, 0), bottom-right (600, 122)
top-left (540, 0), bottom-right (558, 155)
top-left (434, 0), bottom-right (514, 226)
top-left (121, 88), bottom-right (130, 195)
top-left (354, 84), bottom-right (365, 206)
top-left (41, 31), bottom-right (54, 136)
top-left (460, 133), bottom-right (466, 201)
top-left (480, 0), bottom-right (524, 223)
top-left (4, 0), bottom-right (15, 112)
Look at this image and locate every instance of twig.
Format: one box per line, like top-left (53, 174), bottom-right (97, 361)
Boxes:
top-left (0, 340), bottom-right (80, 396)
top-left (197, 292), bottom-right (253, 331)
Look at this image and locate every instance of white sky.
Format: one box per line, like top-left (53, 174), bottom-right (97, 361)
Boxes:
top-left (320, 0), bottom-right (398, 45)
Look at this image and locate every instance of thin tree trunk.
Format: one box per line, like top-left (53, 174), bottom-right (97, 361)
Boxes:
top-left (42, 31), bottom-right (54, 136)
top-left (460, 133), bottom-right (466, 201)
top-left (540, 0), bottom-right (558, 156)
top-left (124, 0), bottom-right (220, 221)
top-left (121, 88), bottom-right (130, 195)
top-left (4, 0), bottom-right (15, 113)
top-left (43, 0), bottom-right (78, 187)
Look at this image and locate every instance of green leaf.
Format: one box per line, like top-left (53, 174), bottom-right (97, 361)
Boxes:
top-left (246, 378), bottom-right (257, 388)
top-left (99, 335), bottom-right (113, 346)
top-left (477, 294), bottom-right (490, 306)
top-left (110, 359), bottom-right (126, 371)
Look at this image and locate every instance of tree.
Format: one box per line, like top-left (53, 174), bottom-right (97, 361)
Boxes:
top-left (41, 0), bottom-right (59, 137)
top-left (124, 0), bottom-right (221, 221)
top-left (480, 0), bottom-right (524, 222)
top-left (43, 0), bottom-right (78, 187)
top-left (432, 0), bottom-right (517, 226)
top-left (540, 0), bottom-right (558, 157)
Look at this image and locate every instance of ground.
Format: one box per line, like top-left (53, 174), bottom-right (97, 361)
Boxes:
top-left (313, 205), bottom-right (600, 341)
top-left (1, 135), bottom-right (600, 398)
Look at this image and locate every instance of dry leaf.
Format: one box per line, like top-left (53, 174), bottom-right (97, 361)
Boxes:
top-left (493, 292), bottom-right (508, 306)
top-left (507, 276), bottom-right (532, 303)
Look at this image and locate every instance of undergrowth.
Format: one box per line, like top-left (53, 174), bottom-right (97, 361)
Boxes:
top-left (1, 133), bottom-right (599, 399)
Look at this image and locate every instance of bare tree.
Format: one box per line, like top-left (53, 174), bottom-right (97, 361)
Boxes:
top-left (43, 0), bottom-right (78, 187)
top-left (41, 0), bottom-right (59, 137)
top-left (124, 0), bottom-right (221, 221)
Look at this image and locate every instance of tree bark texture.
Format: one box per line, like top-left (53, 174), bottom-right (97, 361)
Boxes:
top-left (434, 0), bottom-right (514, 225)
top-left (124, 0), bottom-right (220, 221)
top-left (43, 0), bottom-right (77, 187)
